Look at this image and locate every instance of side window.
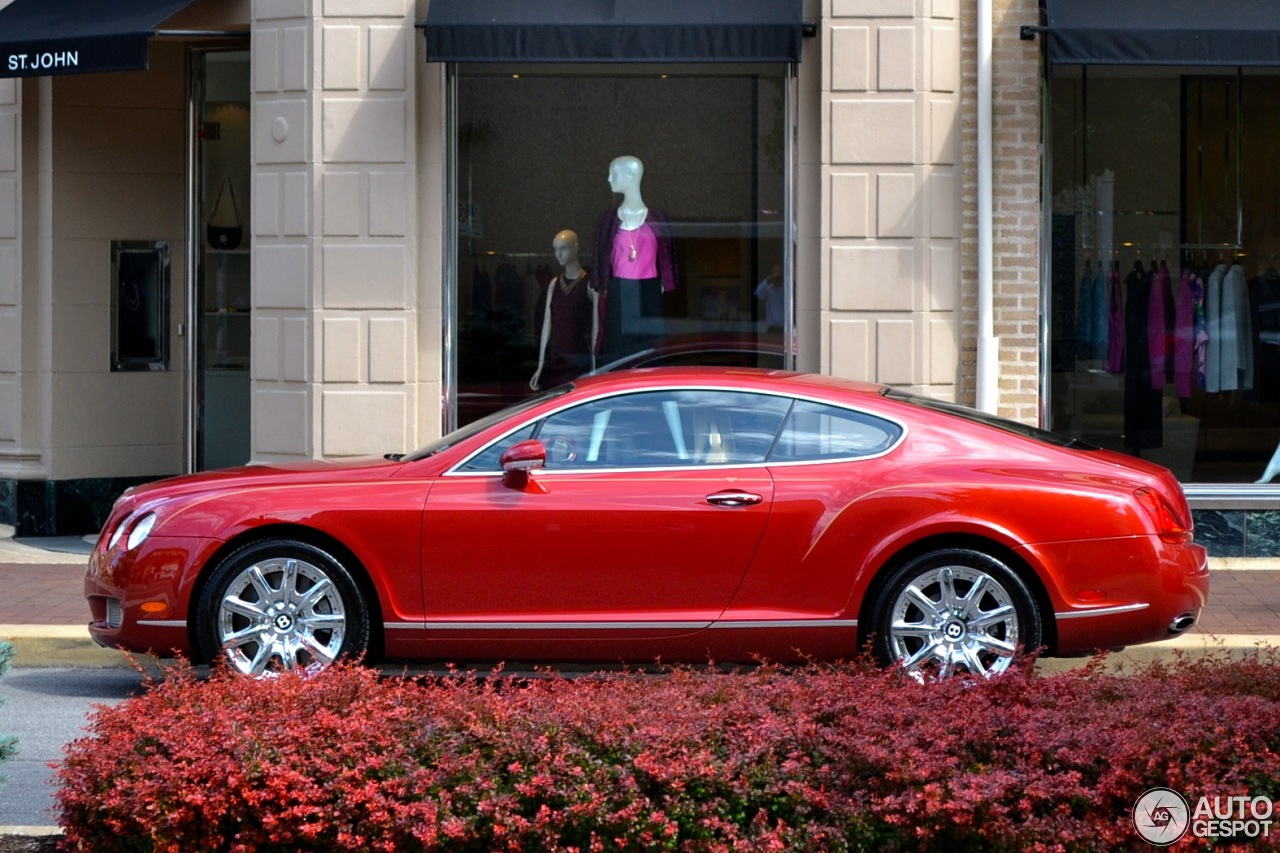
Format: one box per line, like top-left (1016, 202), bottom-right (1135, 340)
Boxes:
top-left (498, 389), bottom-right (792, 471)
top-left (769, 400), bottom-right (902, 462)
top-left (460, 386), bottom-right (793, 471)
top-left (678, 390), bottom-right (790, 464)
top-left (537, 392), bottom-right (689, 469)
top-left (458, 423), bottom-right (537, 472)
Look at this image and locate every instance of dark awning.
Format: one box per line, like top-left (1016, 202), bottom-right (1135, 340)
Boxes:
top-left (422, 0), bottom-right (803, 64)
top-left (0, 0), bottom-right (196, 78)
top-left (1043, 0), bottom-right (1280, 66)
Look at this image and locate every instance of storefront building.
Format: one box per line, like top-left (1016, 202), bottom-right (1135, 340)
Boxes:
top-left (1030, 0), bottom-right (1280, 554)
top-left (0, 0), bottom-right (1276, 556)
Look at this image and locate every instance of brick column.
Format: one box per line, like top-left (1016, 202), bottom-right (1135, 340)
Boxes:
top-left (958, 0), bottom-right (1041, 421)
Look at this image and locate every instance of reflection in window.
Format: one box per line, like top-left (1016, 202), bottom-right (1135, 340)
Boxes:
top-left (541, 391), bottom-right (794, 469)
top-left (683, 391), bottom-right (791, 463)
top-left (539, 393), bottom-right (687, 469)
top-left (460, 424), bottom-right (536, 472)
top-left (770, 401), bottom-right (902, 461)
top-left (462, 389), bottom-right (793, 472)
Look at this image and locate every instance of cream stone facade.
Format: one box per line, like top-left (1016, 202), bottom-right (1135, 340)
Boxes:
top-left (820, 0), bottom-right (967, 410)
top-left (249, 0), bottom-right (441, 463)
top-left (1, 0), bottom-right (1055, 534)
top-left (0, 49), bottom-right (190, 484)
top-left (0, 78), bottom-right (20, 472)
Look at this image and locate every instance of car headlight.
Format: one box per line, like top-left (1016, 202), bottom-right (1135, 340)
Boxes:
top-left (125, 512), bottom-right (157, 551)
top-left (107, 518), bottom-right (128, 550)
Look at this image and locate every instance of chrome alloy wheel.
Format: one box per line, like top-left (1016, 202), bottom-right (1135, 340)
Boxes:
top-left (215, 556), bottom-right (347, 675)
top-left (886, 564), bottom-right (1020, 678)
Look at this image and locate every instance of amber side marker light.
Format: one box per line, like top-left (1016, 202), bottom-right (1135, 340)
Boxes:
top-left (1134, 487), bottom-right (1193, 544)
top-left (140, 601), bottom-right (168, 614)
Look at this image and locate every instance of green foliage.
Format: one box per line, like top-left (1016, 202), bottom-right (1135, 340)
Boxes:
top-left (0, 639), bottom-right (16, 774)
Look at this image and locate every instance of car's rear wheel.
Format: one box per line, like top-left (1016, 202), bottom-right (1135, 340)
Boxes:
top-left (872, 548), bottom-right (1041, 679)
top-left (196, 539), bottom-right (369, 675)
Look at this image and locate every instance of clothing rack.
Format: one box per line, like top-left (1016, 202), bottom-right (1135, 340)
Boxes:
top-left (1078, 244), bottom-right (1249, 270)
top-left (472, 250), bottom-right (554, 259)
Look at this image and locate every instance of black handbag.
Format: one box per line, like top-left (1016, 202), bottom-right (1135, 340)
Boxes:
top-left (207, 177), bottom-right (242, 250)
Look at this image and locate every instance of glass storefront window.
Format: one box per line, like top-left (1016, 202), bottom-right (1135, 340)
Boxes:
top-left (449, 64), bottom-right (790, 427)
top-left (1050, 66), bottom-right (1280, 484)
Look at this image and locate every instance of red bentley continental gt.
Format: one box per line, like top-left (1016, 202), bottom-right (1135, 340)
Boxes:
top-left (86, 369), bottom-right (1209, 678)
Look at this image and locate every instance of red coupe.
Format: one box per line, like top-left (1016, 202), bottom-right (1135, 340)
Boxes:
top-left (86, 369), bottom-right (1209, 678)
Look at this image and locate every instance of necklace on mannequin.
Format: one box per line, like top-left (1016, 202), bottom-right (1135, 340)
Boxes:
top-left (621, 205), bottom-right (647, 261)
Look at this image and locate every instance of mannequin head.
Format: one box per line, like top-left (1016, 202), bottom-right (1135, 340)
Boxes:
top-left (608, 155), bottom-right (644, 195)
top-left (552, 229), bottom-right (579, 268)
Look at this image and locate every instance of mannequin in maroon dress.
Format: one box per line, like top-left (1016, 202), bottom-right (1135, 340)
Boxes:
top-left (530, 230), bottom-right (601, 390)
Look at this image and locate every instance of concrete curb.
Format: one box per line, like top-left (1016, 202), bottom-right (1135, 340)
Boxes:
top-left (0, 827), bottom-right (62, 836)
top-left (0, 625), bottom-right (132, 668)
top-left (1033, 632), bottom-right (1280, 674)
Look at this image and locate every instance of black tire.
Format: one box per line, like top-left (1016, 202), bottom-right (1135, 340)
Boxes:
top-left (195, 538), bottom-right (369, 675)
top-left (871, 548), bottom-right (1041, 678)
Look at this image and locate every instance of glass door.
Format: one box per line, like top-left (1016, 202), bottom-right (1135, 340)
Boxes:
top-left (191, 48), bottom-right (251, 470)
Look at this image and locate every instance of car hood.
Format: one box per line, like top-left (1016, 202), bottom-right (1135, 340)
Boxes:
top-left (119, 456), bottom-right (402, 504)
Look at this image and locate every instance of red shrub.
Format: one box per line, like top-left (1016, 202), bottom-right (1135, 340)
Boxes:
top-left (54, 651), bottom-right (1280, 852)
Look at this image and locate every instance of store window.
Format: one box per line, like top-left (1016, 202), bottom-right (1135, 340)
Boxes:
top-left (449, 65), bottom-right (790, 427)
top-left (1050, 66), bottom-right (1280, 485)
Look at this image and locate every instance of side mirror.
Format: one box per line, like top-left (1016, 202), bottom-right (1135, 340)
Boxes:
top-left (500, 439), bottom-right (546, 489)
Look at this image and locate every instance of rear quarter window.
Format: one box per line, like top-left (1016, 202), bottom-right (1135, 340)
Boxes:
top-left (769, 400), bottom-right (903, 461)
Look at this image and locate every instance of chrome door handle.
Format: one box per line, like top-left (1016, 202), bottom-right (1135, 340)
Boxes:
top-left (706, 491), bottom-right (763, 507)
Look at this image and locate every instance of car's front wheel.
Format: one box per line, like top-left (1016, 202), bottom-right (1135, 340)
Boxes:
top-left (872, 548), bottom-right (1041, 679)
top-left (196, 539), bottom-right (369, 675)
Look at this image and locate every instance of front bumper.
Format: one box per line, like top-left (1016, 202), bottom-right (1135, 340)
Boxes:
top-left (84, 535), bottom-right (217, 657)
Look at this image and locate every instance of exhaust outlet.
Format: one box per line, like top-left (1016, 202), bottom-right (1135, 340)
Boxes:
top-left (1168, 613), bottom-right (1196, 635)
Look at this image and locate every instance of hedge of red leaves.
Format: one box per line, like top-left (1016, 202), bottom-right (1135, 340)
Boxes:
top-left (55, 650), bottom-right (1280, 852)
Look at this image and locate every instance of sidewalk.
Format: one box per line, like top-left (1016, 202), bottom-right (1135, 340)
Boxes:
top-left (1, 525), bottom-right (1279, 668)
top-left (0, 526), bottom-right (128, 667)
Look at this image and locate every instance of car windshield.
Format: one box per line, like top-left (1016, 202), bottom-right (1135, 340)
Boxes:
top-left (884, 388), bottom-right (1098, 450)
top-left (402, 386), bottom-right (573, 461)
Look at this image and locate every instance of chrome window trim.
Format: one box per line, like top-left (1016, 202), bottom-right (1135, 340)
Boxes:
top-left (710, 619), bottom-right (858, 630)
top-left (1053, 602), bottom-right (1149, 620)
top-left (445, 384), bottom-right (908, 476)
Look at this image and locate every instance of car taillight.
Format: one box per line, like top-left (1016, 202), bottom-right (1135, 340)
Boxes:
top-left (1134, 487), bottom-right (1192, 544)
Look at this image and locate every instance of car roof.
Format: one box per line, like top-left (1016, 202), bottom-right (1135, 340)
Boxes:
top-left (567, 366), bottom-right (889, 398)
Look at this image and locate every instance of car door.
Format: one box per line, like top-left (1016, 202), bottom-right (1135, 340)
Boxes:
top-left (724, 398), bottom-right (909, 619)
top-left (420, 388), bottom-right (792, 637)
